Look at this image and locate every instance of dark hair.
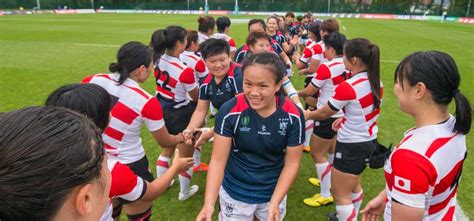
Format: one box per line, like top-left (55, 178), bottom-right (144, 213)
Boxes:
top-left (242, 52), bottom-right (285, 84)
top-left (248, 18), bottom-right (267, 31)
top-left (308, 21), bottom-right (322, 41)
top-left (267, 15), bottom-right (279, 24)
top-left (46, 83), bottom-right (111, 131)
top-left (109, 41), bottom-right (153, 85)
top-left (0, 106), bottom-right (105, 221)
top-left (149, 25), bottom-right (187, 62)
top-left (200, 38), bottom-right (230, 60)
top-left (323, 32), bottom-right (346, 55)
top-left (321, 18), bottom-right (340, 33)
top-left (185, 29), bottom-right (199, 49)
top-left (198, 16), bottom-right (215, 33)
top-left (395, 51), bottom-right (472, 134)
top-left (296, 15), bottom-right (303, 22)
top-left (246, 31), bottom-right (270, 47)
top-left (216, 16), bottom-right (231, 33)
top-left (304, 12), bottom-right (312, 19)
top-left (285, 11), bottom-right (295, 18)
top-left (344, 38), bottom-right (381, 109)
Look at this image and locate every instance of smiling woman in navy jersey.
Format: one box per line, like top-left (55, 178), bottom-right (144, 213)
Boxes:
top-left (184, 38), bottom-right (243, 148)
top-left (196, 52), bottom-right (305, 221)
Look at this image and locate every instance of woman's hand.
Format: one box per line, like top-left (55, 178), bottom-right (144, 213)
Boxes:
top-left (332, 118), bottom-right (343, 131)
top-left (171, 149), bottom-right (194, 173)
top-left (196, 204), bottom-right (214, 221)
top-left (361, 192), bottom-right (386, 221)
top-left (194, 127), bottom-right (213, 147)
top-left (267, 202), bottom-right (280, 221)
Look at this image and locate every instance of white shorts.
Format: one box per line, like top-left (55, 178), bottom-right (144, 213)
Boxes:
top-left (218, 187), bottom-right (287, 221)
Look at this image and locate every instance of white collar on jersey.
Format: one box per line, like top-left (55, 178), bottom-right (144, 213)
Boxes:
top-left (162, 53), bottom-right (181, 62)
top-left (352, 71), bottom-right (368, 79)
top-left (123, 77), bottom-right (140, 87)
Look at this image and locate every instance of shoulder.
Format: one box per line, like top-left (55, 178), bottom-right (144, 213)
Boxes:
top-left (280, 97), bottom-right (303, 118)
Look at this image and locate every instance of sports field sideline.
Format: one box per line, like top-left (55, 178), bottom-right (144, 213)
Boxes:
top-left (0, 13), bottom-right (472, 220)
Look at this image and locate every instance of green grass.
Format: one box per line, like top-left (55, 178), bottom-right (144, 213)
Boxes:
top-left (0, 13), bottom-right (472, 220)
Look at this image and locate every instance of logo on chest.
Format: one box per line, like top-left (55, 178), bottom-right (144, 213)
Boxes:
top-left (258, 124), bottom-right (271, 136)
top-left (278, 118), bottom-right (289, 136)
top-left (238, 115), bottom-right (251, 133)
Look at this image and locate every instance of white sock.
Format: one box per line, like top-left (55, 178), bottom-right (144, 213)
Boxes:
top-left (156, 155), bottom-right (171, 177)
top-left (328, 153), bottom-right (335, 165)
top-left (193, 146), bottom-right (202, 167)
top-left (179, 168), bottom-right (193, 194)
top-left (352, 191), bottom-right (364, 215)
top-left (315, 162), bottom-right (332, 198)
top-left (304, 120), bottom-right (314, 147)
top-left (336, 204), bottom-right (356, 221)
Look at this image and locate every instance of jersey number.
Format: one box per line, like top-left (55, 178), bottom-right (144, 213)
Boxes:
top-left (156, 69), bottom-right (172, 92)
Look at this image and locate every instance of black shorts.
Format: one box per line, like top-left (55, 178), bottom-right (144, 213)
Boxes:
top-left (127, 155), bottom-right (154, 182)
top-left (159, 99), bottom-right (196, 135)
top-left (313, 117), bottom-right (337, 139)
top-left (333, 140), bottom-right (377, 175)
top-left (303, 77), bottom-right (319, 110)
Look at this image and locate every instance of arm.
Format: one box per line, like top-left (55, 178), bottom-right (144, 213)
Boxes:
top-left (299, 58), bottom-right (320, 75)
top-left (151, 127), bottom-right (184, 147)
top-left (306, 104), bottom-right (337, 121)
top-left (298, 83), bottom-right (319, 98)
top-left (196, 134), bottom-right (232, 220)
top-left (361, 190), bottom-right (387, 221)
top-left (188, 87), bottom-right (199, 102)
top-left (392, 201), bottom-right (424, 221)
top-left (187, 99), bottom-right (210, 130)
top-left (140, 150), bottom-right (194, 201)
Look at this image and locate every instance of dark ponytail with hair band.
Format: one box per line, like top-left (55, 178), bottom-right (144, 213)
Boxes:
top-left (109, 41), bottom-right (153, 85)
top-left (344, 38), bottom-right (381, 109)
top-left (394, 51), bottom-right (472, 134)
top-left (149, 26), bottom-right (187, 62)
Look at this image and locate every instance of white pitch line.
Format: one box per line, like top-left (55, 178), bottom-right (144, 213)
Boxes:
top-left (73, 43), bottom-right (120, 48)
top-left (381, 60), bottom-right (399, 63)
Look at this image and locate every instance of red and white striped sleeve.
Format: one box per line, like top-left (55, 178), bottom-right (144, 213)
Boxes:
top-left (179, 67), bottom-right (198, 91)
top-left (109, 161), bottom-right (147, 202)
top-left (311, 64), bottom-right (331, 88)
top-left (141, 98), bottom-right (165, 132)
top-left (388, 149), bottom-right (437, 208)
top-left (328, 82), bottom-right (356, 111)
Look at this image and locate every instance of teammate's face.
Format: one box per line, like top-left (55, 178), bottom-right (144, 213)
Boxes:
top-left (176, 39), bottom-right (187, 54)
top-left (249, 38), bottom-right (271, 54)
top-left (286, 16), bottom-right (293, 24)
top-left (137, 61), bottom-right (153, 83)
top-left (267, 18), bottom-right (278, 32)
top-left (205, 52), bottom-right (230, 78)
top-left (249, 23), bottom-right (265, 33)
top-left (343, 54), bottom-right (355, 72)
top-left (324, 45), bottom-right (335, 60)
top-left (243, 64), bottom-right (281, 114)
top-left (394, 78), bottom-right (417, 115)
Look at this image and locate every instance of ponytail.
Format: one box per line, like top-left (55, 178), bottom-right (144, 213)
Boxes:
top-left (368, 43), bottom-right (381, 109)
top-left (453, 91), bottom-right (472, 134)
top-left (344, 38), bottom-right (381, 109)
top-left (149, 26), bottom-right (187, 62)
top-left (395, 51), bottom-right (472, 135)
top-left (110, 41), bottom-right (153, 85)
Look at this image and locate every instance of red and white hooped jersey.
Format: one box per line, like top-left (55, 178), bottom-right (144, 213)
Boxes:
top-left (155, 54), bottom-right (198, 108)
top-left (100, 159), bottom-right (147, 221)
top-left (211, 32), bottom-right (237, 52)
top-left (180, 50), bottom-right (209, 81)
top-left (384, 116), bottom-right (466, 220)
top-left (328, 72), bottom-right (384, 143)
top-left (82, 74), bottom-right (165, 164)
top-left (299, 40), bottom-right (327, 77)
top-left (310, 57), bottom-right (347, 118)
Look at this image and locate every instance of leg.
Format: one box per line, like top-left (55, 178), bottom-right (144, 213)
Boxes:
top-left (122, 200), bottom-right (152, 221)
top-left (178, 142), bottom-right (198, 200)
top-left (156, 146), bottom-right (176, 178)
top-left (331, 168), bottom-right (359, 221)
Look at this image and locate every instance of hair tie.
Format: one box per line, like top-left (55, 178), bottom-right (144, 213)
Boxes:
top-left (452, 89), bottom-right (460, 97)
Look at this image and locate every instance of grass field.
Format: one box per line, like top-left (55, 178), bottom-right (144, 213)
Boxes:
top-left (0, 13), bottom-right (472, 220)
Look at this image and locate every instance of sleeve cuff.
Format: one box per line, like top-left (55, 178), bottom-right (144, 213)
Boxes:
top-left (328, 101), bottom-right (340, 112)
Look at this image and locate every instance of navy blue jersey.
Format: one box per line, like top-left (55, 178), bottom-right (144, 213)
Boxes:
top-left (214, 93), bottom-right (305, 204)
top-left (199, 62), bottom-right (243, 110)
top-left (298, 23), bottom-right (309, 39)
top-left (271, 32), bottom-right (287, 49)
top-left (234, 45), bottom-right (248, 64)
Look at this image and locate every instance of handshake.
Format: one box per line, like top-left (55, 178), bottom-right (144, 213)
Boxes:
top-left (180, 127), bottom-right (214, 147)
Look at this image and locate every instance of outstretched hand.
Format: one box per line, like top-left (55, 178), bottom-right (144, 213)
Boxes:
top-left (193, 127), bottom-right (213, 147)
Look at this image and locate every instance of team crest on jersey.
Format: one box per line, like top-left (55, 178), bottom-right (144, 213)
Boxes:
top-left (242, 116), bottom-right (250, 126)
top-left (278, 118), bottom-right (289, 135)
top-left (258, 124), bottom-right (271, 136)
